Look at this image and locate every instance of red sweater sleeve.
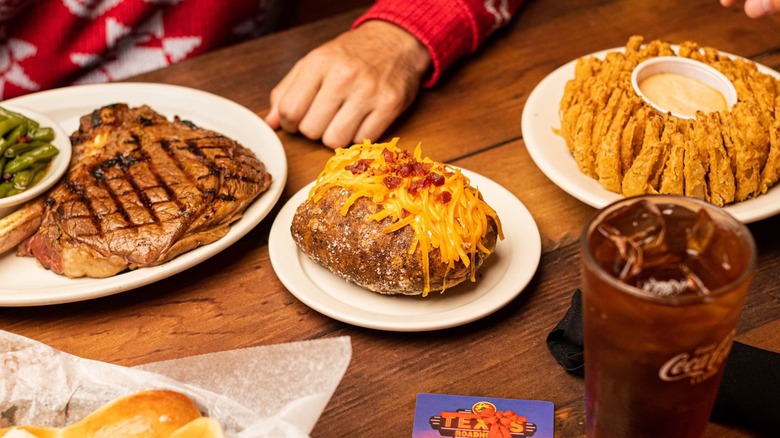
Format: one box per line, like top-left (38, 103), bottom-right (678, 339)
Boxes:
top-left (353, 0), bottom-right (525, 87)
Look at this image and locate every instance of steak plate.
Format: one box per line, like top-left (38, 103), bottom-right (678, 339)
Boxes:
top-left (12, 104), bottom-right (272, 278)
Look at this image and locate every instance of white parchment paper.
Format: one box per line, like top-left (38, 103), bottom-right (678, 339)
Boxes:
top-left (0, 330), bottom-right (351, 437)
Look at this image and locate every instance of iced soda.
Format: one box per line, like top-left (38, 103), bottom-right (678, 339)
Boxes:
top-left (581, 195), bottom-right (756, 438)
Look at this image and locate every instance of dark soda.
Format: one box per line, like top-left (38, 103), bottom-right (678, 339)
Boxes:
top-left (581, 196), bottom-right (755, 438)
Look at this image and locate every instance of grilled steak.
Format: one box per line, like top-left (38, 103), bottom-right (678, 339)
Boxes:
top-left (17, 104), bottom-right (272, 278)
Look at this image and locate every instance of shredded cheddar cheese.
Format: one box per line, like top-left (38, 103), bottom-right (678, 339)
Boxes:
top-left (308, 138), bottom-right (504, 296)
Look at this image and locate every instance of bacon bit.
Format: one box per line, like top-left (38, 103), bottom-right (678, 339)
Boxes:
top-left (382, 147), bottom-right (395, 163)
top-left (17, 136), bottom-right (31, 143)
top-left (396, 149), bottom-right (411, 162)
top-left (397, 163), bottom-right (413, 178)
top-left (440, 191), bottom-right (452, 204)
top-left (383, 176), bottom-right (402, 189)
top-left (401, 209), bottom-right (410, 218)
top-left (396, 161), bottom-right (432, 178)
top-left (430, 172), bottom-right (444, 186)
top-left (408, 175), bottom-right (432, 195)
top-left (412, 162), bottom-right (432, 176)
top-left (345, 158), bottom-right (374, 174)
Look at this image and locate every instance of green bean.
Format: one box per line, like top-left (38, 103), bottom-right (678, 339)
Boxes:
top-left (4, 144), bottom-right (59, 174)
top-left (11, 168), bottom-right (33, 190)
top-left (7, 122), bottom-right (27, 144)
top-left (4, 155), bottom-right (34, 174)
top-left (0, 162), bottom-right (46, 198)
top-left (3, 156), bottom-right (29, 175)
top-left (0, 106), bottom-right (60, 196)
top-left (10, 163), bottom-right (44, 191)
top-left (30, 163), bottom-right (47, 186)
top-left (0, 107), bottom-right (39, 128)
top-left (0, 140), bottom-right (10, 159)
top-left (4, 140), bottom-right (45, 158)
top-left (0, 124), bottom-right (28, 157)
top-left (0, 117), bottom-right (23, 138)
top-left (0, 106), bottom-right (22, 120)
top-left (0, 181), bottom-right (13, 198)
top-left (24, 143), bottom-right (58, 161)
top-left (28, 126), bottom-right (54, 142)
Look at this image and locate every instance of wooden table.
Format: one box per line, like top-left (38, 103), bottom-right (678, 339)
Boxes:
top-left (2, 0), bottom-right (779, 436)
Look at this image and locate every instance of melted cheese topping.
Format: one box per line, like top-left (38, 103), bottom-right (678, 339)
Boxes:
top-left (309, 138), bottom-right (504, 296)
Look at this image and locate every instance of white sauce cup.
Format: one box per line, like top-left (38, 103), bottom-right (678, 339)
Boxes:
top-left (631, 56), bottom-right (738, 120)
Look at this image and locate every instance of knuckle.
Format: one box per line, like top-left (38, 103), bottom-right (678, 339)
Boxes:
top-left (277, 108), bottom-right (302, 133)
top-left (376, 88), bottom-right (407, 113)
top-left (323, 128), bottom-right (351, 149)
top-left (331, 65), bottom-right (360, 86)
top-left (297, 120), bottom-right (323, 140)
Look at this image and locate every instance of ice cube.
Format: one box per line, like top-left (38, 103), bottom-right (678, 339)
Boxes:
top-left (596, 199), bottom-right (668, 280)
top-left (686, 208), bottom-right (717, 258)
top-left (592, 198), bottom-right (748, 297)
top-left (600, 199), bottom-right (666, 247)
top-left (684, 207), bottom-right (745, 291)
top-left (593, 224), bottom-right (641, 280)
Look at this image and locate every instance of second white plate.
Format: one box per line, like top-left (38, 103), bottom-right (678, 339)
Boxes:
top-left (521, 47), bottom-right (780, 223)
top-left (268, 170), bottom-right (542, 332)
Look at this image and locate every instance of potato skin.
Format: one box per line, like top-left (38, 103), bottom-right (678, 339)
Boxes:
top-left (290, 186), bottom-right (498, 295)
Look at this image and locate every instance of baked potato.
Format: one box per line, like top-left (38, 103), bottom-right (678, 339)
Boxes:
top-left (291, 139), bottom-right (502, 296)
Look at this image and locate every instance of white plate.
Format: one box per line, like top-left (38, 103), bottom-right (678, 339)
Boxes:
top-left (0, 105), bottom-right (72, 217)
top-left (521, 47), bottom-right (780, 223)
top-left (268, 170), bottom-right (541, 332)
top-left (0, 83), bottom-right (287, 306)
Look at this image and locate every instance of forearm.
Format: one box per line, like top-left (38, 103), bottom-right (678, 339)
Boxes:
top-left (354, 0), bottom-right (525, 87)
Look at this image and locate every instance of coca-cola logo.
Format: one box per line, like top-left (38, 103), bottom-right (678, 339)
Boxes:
top-left (658, 331), bottom-right (734, 384)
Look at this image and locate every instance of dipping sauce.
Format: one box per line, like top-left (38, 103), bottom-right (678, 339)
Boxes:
top-left (639, 72), bottom-right (728, 118)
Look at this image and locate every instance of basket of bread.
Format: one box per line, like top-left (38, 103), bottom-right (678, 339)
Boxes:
top-left (0, 330), bottom-right (351, 438)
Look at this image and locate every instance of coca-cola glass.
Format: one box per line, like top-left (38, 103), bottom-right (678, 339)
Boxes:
top-left (581, 195), bottom-right (756, 438)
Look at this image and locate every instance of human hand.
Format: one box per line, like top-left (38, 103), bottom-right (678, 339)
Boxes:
top-left (720, 0), bottom-right (780, 17)
top-left (265, 20), bottom-right (431, 149)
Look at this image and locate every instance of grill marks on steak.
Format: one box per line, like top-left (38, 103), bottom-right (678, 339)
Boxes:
top-left (24, 104), bottom-right (272, 278)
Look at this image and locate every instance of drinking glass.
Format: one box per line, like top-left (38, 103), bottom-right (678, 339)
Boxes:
top-left (581, 195), bottom-right (756, 438)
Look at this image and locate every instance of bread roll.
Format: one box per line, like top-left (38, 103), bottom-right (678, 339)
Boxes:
top-left (0, 390), bottom-right (224, 438)
top-left (291, 139), bottom-right (503, 296)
